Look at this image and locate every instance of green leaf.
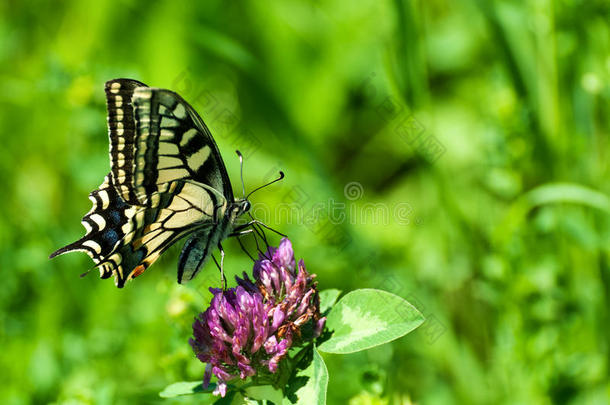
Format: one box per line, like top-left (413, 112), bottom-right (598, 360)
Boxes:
top-left (213, 390), bottom-right (238, 404)
top-left (284, 347), bottom-right (328, 405)
top-left (244, 385), bottom-right (284, 404)
top-left (317, 289), bottom-right (424, 354)
top-left (159, 380), bottom-right (215, 398)
top-left (319, 289), bottom-right (342, 314)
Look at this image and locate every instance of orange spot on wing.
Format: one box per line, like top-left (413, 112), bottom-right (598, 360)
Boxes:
top-left (132, 265), bottom-right (147, 278)
top-left (133, 238), bottom-right (144, 249)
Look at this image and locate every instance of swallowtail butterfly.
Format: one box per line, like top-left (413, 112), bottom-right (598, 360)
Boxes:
top-left (50, 79), bottom-right (280, 288)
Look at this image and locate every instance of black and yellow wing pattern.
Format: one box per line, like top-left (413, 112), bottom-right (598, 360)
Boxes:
top-left (50, 79), bottom-right (239, 287)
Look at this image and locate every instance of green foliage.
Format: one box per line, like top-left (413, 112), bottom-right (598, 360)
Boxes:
top-left (284, 348), bottom-right (328, 405)
top-left (159, 381), bottom-right (215, 398)
top-left (318, 289), bottom-right (342, 315)
top-left (318, 289), bottom-right (424, 354)
top-left (1, 0), bottom-right (609, 404)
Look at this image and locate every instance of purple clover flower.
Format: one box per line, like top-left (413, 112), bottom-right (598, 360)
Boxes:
top-left (189, 238), bottom-right (326, 397)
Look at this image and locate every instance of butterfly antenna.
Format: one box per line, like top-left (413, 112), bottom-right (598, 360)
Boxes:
top-left (236, 150), bottom-right (246, 198)
top-left (246, 171), bottom-right (285, 200)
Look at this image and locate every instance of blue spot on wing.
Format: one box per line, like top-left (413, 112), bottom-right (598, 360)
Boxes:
top-left (107, 210), bottom-right (121, 225)
top-left (103, 229), bottom-right (119, 245)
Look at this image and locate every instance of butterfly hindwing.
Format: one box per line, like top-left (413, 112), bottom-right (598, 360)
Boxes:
top-left (50, 174), bottom-right (130, 267)
top-left (177, 230), bottom-right (216, 284)
top-left (50, 174), bottom-right (227, 287)
top-left (107, 180), bottom-right (227, 287)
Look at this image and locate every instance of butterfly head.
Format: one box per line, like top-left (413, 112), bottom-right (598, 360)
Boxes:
top-left (232, 198), bottom-right (252, 218)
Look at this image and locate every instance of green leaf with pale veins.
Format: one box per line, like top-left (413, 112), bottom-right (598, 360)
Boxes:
top-left (283, 347), bottom-right (328, 405)
top-left (159, 380), bottom-right (215, 398)
top-left (319, 289), bottom-right (342, 314)
top-left (317, 288), bottom-right (424, 354)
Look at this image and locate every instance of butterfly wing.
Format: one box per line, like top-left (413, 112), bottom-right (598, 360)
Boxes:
top-left (130, 86), bottom-right (236, 283)
top-left (105, 79), bottom-right (234, 205)
top-left (105, 78), bottom-right (149, 205)
top-left (50, 174), bottom-right (227, 287)
top-left (129, 85), bottom-right (233, 204)
top-left (177, 231), bottom-right (216, 284)
top-left (51, 79), bottom-right (234, 287)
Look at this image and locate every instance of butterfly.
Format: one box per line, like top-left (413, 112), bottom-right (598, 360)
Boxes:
top-left (50, 78), bottom-right (282, 288)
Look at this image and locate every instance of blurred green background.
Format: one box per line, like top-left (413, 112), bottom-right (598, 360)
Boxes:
top-left (1, 0), bottom-right (609, 403)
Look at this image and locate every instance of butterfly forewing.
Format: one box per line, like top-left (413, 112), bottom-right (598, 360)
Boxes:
top-left (131, 87), bottom-right (233, 203)
top-left (105, 79), bottom-right (149, 206)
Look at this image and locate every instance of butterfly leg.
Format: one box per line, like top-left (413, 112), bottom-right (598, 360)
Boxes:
top-left (245, 214), bottom-right (287, 238)
top-left (249, 220), bottom-right (283, 259)
top-left (210, 253), bottom-right (226, 289)
top-left (211, 253), bottom-right (221, 270)
top-left (249, 222), bottom-right (269, 253)
top-left (254, 223), bottom-right (270, 249)
top-left (229, 228), bottom-right (255, 237)
top-left (254, 221), bottom-right (286, 237)
top-left (232, 230), bottom-right (256, 261)
top-left (218, 242), bottom-right (227, 290)
top-left (231, 224), bottom-right (266, 257)
top-left (237, 215), bottom-right (286, 258)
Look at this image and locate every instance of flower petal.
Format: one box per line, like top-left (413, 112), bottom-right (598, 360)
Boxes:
top-left (314, 317), bottom-right (327, 337)
top-left (264, 335), bottom-right (278, 354)
top-left (213, 381), bottom-right (228, 398)
top-left (271, 307), bottom-right (286, 331)
top-left (190, 239), bottom-right (323, 397)
top-left (275, 238), bottom-right (296, 270)
top-left (203, 363), bottom-right (213, 388)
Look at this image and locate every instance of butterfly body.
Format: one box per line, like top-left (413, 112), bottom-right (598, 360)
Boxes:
top-left (177, 198), bottom-right (251, 283)
top-left (50, 79), bottom-right (252, 287)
